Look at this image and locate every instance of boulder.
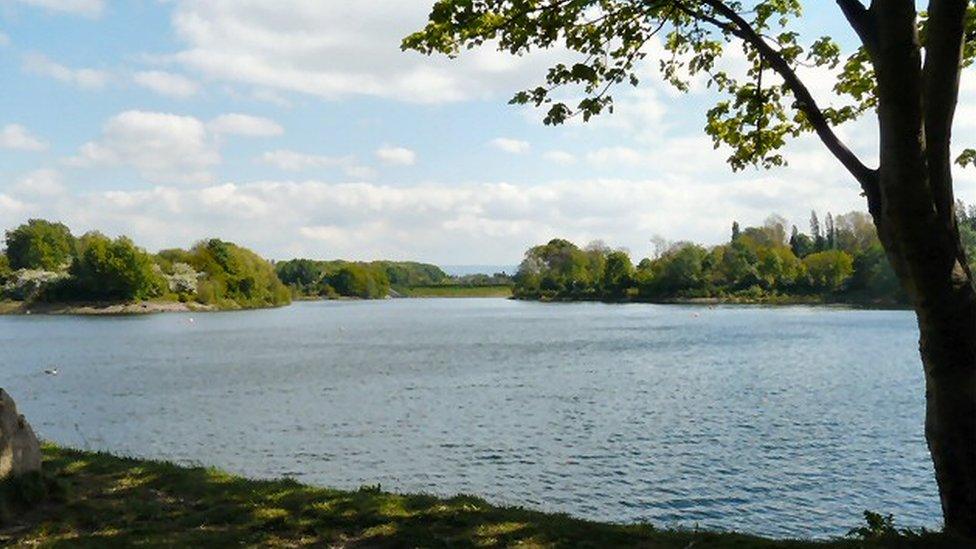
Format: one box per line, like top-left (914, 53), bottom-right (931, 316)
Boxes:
top-left (0, 389), bottom-right (41, 480)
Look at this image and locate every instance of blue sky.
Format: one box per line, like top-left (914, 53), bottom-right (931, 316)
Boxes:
top-left (1, 1), bottom-right (974, 264)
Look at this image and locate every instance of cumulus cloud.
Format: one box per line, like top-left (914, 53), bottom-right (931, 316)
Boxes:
top-left (208, 113), bottom-right (284, 137)
top-left (375, 146), bottom-right (416, 166)
top-left (133, 70), bottom-right (200, 99)
top-left (10, 168), bottom-right (65, 197)
top-left (14, 0), bottom-right (104, 17)
top-left (22, 53), bottom-right (109, 89)
top-left (491, 137), bottom-right (530, 154)
top-left (0, 124), bottom-right (48, 151)
top-left (259, 149), bottom-right (374, 179)
top-left (1, 169), bottom-right (870, 264)
top-left (168, 0), bottom-right (568, 103)
top-left (67, 110), bottom-right (219, 184)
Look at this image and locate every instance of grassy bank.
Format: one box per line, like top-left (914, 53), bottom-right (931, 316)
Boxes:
top-left (0, 446), bottom-right (960, 547)
top-left (401, 285), bottom-right (514, 298)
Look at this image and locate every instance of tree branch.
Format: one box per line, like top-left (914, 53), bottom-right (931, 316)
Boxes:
top-left (836, 0), bottom-right (878, 58)
top-left (693, 0), bottom-right (880, 203)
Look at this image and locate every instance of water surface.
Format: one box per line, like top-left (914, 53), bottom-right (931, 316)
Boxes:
top-left (0, 299), bottom-right (936, 538)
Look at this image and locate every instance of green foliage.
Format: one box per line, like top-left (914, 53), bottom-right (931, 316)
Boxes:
top-left (802, 250), bottom-right (854, 293)
top-left (0, 255), bottom-right (10, 284)
top-left (323, 264), bottom-right (390, 299)
top-left (513, 239), bottom-right (606, 299)
top-left (62, 232), bottom-right (166, 301)
top-left (4, 219), bottom-right (75, 271)
top-left (601, 250), bottom-right (635, 298)
top-left (276, 259), bottom-right (447, 299)
top-left (275, 259), bottom-right (326, 294)
top-left (187, 239), bottom-right (291, 309)
top-left (512, 206), bottom-right (929, 304)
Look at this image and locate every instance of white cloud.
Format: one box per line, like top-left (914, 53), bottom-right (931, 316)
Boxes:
top-left (0, 31), bottom-right (10, 46)
top-left (22, 53), bottom-right (109, 89)
top-left (11, 168), bottom-right (65, 197)
top-left (375, 146), bottom-right (416, 166)
top-left (491, 137), bottom-right (531, 154)
top-left (259, 149), bottom-right (374, 178)
top-left (14, 0), bottom-right (104, 17)
top-left (0, 124), bottom-right (48, 151)
top-left (68, 110), bottom-right (219, 184)
top-left (133, 70), bottom-right (200, 99)
top-left (1, 168), bottom-right (870, 265)
top-left (208, 113), bottom-right (283, 137)
top-left (543, 150), bottom-right (576, 165)
top-left (169, 0), bottom-right (568, 104)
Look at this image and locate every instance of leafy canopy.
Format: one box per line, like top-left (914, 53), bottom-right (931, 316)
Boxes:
top-left (404, 1), bottom-right (976, 171)
top-left (4, 219), bottom-right (75, 271)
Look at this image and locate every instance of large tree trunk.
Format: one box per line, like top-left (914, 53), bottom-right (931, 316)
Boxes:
top-left (870, 2), bottom-right (976, 537)
top-left (919, 304), bottom-right (976, 537)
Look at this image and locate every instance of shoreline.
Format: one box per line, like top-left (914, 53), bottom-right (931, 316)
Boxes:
top-left (0, 300), bottom-right (218, 316)
top-left (1, 444), bottom-right (956, 547)
top-left (1, 295), bottom-right (912, 316)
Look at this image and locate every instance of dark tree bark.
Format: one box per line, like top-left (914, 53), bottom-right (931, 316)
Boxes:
top-left (869, 1), bottom-right (976, 537)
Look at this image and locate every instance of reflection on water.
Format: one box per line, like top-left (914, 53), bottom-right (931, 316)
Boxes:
top-left (0, 299), bottom-right (936, 538)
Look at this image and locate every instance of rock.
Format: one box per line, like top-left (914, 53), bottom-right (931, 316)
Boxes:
top-left (0, 388), bottom-right (42, 480)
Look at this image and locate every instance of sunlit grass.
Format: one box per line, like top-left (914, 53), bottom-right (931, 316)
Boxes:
top-left (0, 444), bottom-right (963, 547)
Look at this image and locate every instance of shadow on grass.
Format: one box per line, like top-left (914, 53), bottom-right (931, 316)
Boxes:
top-left (0, 445), bottom-right (964, 548)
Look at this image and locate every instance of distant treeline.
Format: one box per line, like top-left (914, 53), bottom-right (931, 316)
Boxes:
top-left (0, 219), bottom-right (290, 309)
top-left (274, 259), bottom-right (513, 299)
top-left (511, 207), bottom-right (964, 306)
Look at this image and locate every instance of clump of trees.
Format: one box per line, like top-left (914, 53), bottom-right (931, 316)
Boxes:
top-left (1, 219), bottom-right (290, 309)
top-left (276, 259), bottom-right (447, 299)
top-left (514, 209), bottom-right (916, 305)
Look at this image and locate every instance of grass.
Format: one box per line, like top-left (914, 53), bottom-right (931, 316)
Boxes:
top-left (0, 446), bottom-right (964, 547)
top-left (401, 285), bottom-right (514, 298)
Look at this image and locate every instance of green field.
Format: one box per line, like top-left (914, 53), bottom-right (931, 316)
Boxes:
top-left (401, 285), bottom-right (514, 298)
top-left (0, 445), bottom-right (961, 547)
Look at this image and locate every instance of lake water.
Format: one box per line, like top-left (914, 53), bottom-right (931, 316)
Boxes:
top-left (0, 299), bottom-right (939, 538)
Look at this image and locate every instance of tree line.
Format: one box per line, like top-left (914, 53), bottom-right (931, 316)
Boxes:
top-left (274, 259), bottom-right (511, 299)
top-left (510, 207), bottom-right (952, 306)
top-left (0, 219), bottom-right (291, 309)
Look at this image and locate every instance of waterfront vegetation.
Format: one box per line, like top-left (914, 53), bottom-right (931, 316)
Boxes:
top-left (510, 208), bottom-right (976, 306)
top-left (0, 219), bottom-right (290, 311)
top-left (275, 258), bottom-right (513, 299)
top-left (0, 445), bottom-right (961, 548)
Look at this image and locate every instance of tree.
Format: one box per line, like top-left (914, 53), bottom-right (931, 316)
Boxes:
top-left (406, 1), bottom-right (976, 534)
top-left (324, 264), bottom-right (390, 299)
top-left (602, 250), bottom-right (635, 298)
top-left (803, 249), bottom-right (854, 293)
top-left (4, 219), bottom-right (75, 271)
top-left (810, 210), bottom-right (825, 252)
top-left (731, 221), bottom-right (741, 242)
top-left (68, 232), bottom-right (165, 301)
